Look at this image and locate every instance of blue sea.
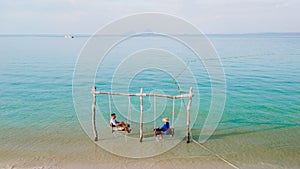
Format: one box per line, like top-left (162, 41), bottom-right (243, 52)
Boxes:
top-left (0, 33), bottom-right (299, 168)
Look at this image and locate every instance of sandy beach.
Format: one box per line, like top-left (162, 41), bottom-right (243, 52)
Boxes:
top-left (1, 122), bottom-right (299, 169)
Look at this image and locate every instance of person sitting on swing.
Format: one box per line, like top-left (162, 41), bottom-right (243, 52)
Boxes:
top-left (110, 113), bottom-right (131, 133)
top-left (154, 117), bottom-right (170, 137)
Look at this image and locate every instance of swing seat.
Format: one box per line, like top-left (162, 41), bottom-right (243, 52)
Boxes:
top-left (112, 126), bottom-right (126, 132)
top-left (163, 128), bottom-right (174, 136)
top-left (110, 123), bottom-right (131, 133)
top-left (155, 128), bottom-right (174, 137)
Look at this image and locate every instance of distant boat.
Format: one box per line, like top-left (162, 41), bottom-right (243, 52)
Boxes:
top-left (64, 34), bottom-right (74, 39)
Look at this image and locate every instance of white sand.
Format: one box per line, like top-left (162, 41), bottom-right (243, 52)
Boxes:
top-left (1, 125), bottom-right (299, 169)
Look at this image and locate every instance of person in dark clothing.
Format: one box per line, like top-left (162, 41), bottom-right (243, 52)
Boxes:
top-left (154, 117), bottom-right (170, 137)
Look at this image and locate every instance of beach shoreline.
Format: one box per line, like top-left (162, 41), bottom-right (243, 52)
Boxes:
top-left (1, 125), bottom-right (299, 169)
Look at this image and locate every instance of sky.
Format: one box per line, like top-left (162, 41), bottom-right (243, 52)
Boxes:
top-left (0, 0), bottom-right (299, 34)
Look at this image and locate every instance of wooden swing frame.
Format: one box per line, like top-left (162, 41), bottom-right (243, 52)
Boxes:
top-left (91, 86), bottom-right (194, 143)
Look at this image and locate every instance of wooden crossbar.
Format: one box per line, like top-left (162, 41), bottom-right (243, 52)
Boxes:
top-left (92, 91), bottom-right (193, 99)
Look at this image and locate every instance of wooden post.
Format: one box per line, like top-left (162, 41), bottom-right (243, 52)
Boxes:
top-left (92, 86), bottom-right (98, 141)
top-left (139, 88), bottom-right (144, 142)
top-left (186, 87), bottom-right (193, 143)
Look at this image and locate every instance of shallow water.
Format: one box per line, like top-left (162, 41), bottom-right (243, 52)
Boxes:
top-left (0, 33), bottom-right (299, 168)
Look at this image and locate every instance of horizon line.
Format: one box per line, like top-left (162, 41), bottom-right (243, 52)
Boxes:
top-left (0, 32), bottom-right (300, 35)
top-left (0, 32), bottom-right (300, 38)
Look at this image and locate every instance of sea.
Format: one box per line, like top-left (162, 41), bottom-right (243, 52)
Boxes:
top-left (0, 33), bottom-right (299, 168)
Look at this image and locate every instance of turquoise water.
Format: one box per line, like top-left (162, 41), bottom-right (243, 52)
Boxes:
top-left (0, 33), bottom-right (299, 167)
top-left (212, 34), bottom-right (300, 127)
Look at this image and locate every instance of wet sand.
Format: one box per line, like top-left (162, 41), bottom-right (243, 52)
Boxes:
top-left (1, 123), bottom-right (299, 169)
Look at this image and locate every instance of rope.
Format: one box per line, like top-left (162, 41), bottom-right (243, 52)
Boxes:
top-left (172, 98), bottom-right (175, 128)
top-left (127, 96), bottom-right (131, 124)
top-left (173, 61), bottom-right (239, 169)
top-left (153, 96), bottom-right (156, 128)
top-left (108, 94), bottom-right (112, 116)
top-left (174, 60), bottom-right (190, 80)
top-left (192, 139), bottom-right (240, 169)
top-left (124, 96), bottom-right (131, 141)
